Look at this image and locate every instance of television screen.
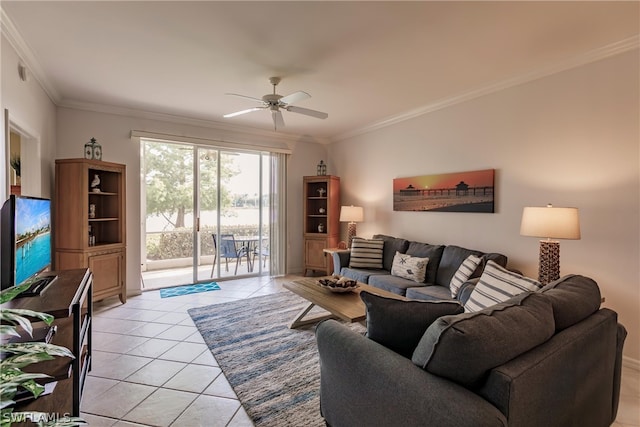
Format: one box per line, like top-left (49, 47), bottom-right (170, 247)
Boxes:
top-left (1, 195), bottom-right (52, 289)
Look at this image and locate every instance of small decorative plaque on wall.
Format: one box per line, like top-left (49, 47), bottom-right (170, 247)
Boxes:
top-left (393, 169), bottom-right (495, 213)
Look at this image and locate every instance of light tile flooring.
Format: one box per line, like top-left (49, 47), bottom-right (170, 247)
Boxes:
top-left (81, 275), bottom-right (640, 426)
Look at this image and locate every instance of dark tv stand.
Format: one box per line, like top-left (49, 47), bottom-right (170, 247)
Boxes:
top-left (3, 268), bottom-right (92, 418)
top-left (14, 274), bottom-right (58, 298)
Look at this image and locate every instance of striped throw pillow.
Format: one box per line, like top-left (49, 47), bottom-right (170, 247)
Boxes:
top-left (391, 251), bottom-right (429, 283)
top-left (450, 255), bottom-right (482, 298)
top-left (464, 260), bottom-right (542, 313)
top-left (349, 238), bottom-right (384, 269)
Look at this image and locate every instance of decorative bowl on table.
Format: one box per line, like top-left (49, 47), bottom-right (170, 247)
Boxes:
top-left (318, 276), bottom-right (358, 293)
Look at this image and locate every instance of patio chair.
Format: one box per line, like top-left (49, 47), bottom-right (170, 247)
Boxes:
top-left (211, 234), bottom-right (247, 276)
top-left (254, 239), bottom-right (269, 268)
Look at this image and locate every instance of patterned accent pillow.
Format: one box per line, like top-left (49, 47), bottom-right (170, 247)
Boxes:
top-left (391, 251), bottom-right (429, 283)
top-left (464, 260), bottom-right (542, 312)
top-left (349, 237), bottom-right (384, 269)
top-left (450, 255), bottom-right (482, 298)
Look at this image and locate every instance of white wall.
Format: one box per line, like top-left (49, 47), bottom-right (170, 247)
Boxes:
top-left (1, 34), bottom-right (57, 201)
top-left (329, 50), bottom-right (640, 361)
top-left (56, 108), bottom-right (327, 295)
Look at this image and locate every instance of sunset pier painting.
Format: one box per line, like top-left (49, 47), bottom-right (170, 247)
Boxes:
top-left (393, 169), bottom-right (495, 213)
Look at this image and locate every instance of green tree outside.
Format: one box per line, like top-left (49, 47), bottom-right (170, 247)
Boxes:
top-left (143, 141), bottom-right (239, 229)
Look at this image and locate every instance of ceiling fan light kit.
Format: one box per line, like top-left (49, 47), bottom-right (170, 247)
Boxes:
top-left (224, 77), bottom-right (328, 131)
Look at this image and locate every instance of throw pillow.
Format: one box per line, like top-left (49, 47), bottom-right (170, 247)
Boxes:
top-left (464, 260), bottom-right (542, 313)
top-left (411, 292), bottom-right (555, 387)
top-left (349, 237), bottom-right (384, 269)
top-left (449, 254), bottom-right (482, 298)
top-left (390, 251), bottom-right (429, 283)
top-left (360, 291), bottom-right (463, 358)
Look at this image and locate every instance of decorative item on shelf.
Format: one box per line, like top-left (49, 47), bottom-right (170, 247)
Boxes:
top-left (318, 223), bottom-right (325, 233)
top-left (319, 207), bottom-right (326, 214)
top-left (84, 137), bottom-right (102, 160)
top-left (317, 160), bottom-right (327, 176)
top-left (88, 225), bottom-right (95, 246)
top-left (317, 187), bottom-right (326, 197)
top-left (520, 204), bottom-right (581, 285)
top-left (89, 203), bottom-right (96, 219)
top-left (340, 205), bottom-right (364, 248)
top-left (90, 174), bottom-right (101, 192)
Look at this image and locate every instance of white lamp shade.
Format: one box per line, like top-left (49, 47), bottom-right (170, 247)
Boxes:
top-left (340, 206), bottom-right (364, 223)
top-left (520, 205), bottom-right (581, 240)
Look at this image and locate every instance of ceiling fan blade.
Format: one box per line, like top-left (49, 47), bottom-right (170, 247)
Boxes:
top-left (279, 91), bottom-right (310, 106)
top-left (223, 107), bottom-right (264, 118)
top-left (272, 109), bottom-right (285, 130)
top-left (225, 93), bottom-right (265, 104)
top-left (286, 105), bottom-right (328, 120)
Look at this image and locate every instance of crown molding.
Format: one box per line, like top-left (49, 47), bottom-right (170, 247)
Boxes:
top-left (331, 35), bottom-right (640, 143)
top-left (0, 7), bottom-right (60, 102)
top-left (58, 98), bottom-right (330, 146)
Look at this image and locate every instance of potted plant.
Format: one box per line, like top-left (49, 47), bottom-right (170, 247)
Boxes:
top-left (0, 281), bottom-right (85, 426)
top-left (9, 155), bottom-right (20, 185)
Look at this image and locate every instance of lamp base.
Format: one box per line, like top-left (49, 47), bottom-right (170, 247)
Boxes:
top-left (538, 240), bottom-right (560, 285)
top-left (347, 223), bottom-right (357, 248)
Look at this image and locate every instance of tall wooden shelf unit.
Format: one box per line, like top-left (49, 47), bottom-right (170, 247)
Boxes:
top-left (54, 159), bottom-right (126, 304)
top-left (303, 175), bottom-right (340, 275)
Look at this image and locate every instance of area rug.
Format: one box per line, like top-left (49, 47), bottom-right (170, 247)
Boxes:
top-left (187, 292), bottom-right (364, 427)
top-left (159, 282), bottom-right (220, 298)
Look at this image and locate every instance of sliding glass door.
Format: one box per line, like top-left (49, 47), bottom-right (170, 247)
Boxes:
top-left (142, 140), bottom-right (271, 289)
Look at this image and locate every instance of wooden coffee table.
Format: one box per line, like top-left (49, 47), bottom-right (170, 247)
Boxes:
top-left (283, 277), bottom-right (406, 329)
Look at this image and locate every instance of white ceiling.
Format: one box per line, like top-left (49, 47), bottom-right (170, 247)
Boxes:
top-left (2, 1), bottom-right (638, 142)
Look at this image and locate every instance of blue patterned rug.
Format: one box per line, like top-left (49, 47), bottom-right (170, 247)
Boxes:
top-left (188, 292), bottom-right (364, 427)
top-left (159, 282), bottom-right (221, 298)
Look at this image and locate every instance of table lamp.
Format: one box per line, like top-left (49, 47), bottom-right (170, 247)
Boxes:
top-left (340, 206), bottom-right (364, 248)
top-left (520, 204), bottom-right (580, 285)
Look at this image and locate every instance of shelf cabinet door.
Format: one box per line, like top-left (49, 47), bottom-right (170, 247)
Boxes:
top-left (305, 238), bottom-right (328, 271)
top-left (89, 250), bottom-right (125, 303)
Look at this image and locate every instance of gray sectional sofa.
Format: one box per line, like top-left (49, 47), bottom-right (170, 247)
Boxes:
top-left (316, 274), bottom-right (627, 427)
top-left (332, 234), bottom-right (508, 301)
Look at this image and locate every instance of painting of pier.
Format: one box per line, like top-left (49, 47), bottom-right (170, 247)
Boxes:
top-left (393, 169), bottom-right (495, 213)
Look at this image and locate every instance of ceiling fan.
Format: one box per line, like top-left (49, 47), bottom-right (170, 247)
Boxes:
top-left (223, 77), bottom-right (328, 130)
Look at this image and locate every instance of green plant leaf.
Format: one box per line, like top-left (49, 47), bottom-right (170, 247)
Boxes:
top-left (0, 325), bottom-right (20, 337)
top-left (1, 308), bottom-right (54, 327)
top-left (1, 342), bottom-right (74, 359)
top-left (1, 368), bottom-right (51, 384)
top-left (0, 282), bottom-right (32, 304)
top-left (1, 352), bottom-right (56, 370)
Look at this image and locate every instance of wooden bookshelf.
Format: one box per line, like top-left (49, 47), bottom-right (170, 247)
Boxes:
top-left (54, 159), bottom-right (126, 304)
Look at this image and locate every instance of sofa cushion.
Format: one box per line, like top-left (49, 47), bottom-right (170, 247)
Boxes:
top-left (464, 261), bottom-right (542, 313)
top-left (390, 251), bottom-right (429, 283)
top-left (368, 274), bottom-right (425, 296)
top-left (412, 292), bottom-right (555, 388)
top-left (539, 274), bottom-right (601, 331)
top-left (349, 237), bottom-right (384, 269)
top-left (406, 242), bottom-right (444, 284)
top-left (449, 255), bottom-right (482, 298)
top-left (406, 285), bottom-right (453, 301)
top-left (373, 234), bottom-right (410, 271)
top-left (436, 245), bottom-right (507, 287)
top-left (360, 291), bottom-right (463, 358)
top-left (340, 268), bottom-right (389, 284)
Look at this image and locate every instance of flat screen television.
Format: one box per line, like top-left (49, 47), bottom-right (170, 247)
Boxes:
top-left (1, 195), bottom-right (55, 294)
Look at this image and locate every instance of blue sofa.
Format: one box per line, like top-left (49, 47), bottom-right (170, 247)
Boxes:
top-left (332, 234), bottom-right (508, 301)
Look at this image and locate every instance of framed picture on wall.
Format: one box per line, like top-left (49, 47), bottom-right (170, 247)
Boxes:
top-left (393, 169), bottom-right (495, 213)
